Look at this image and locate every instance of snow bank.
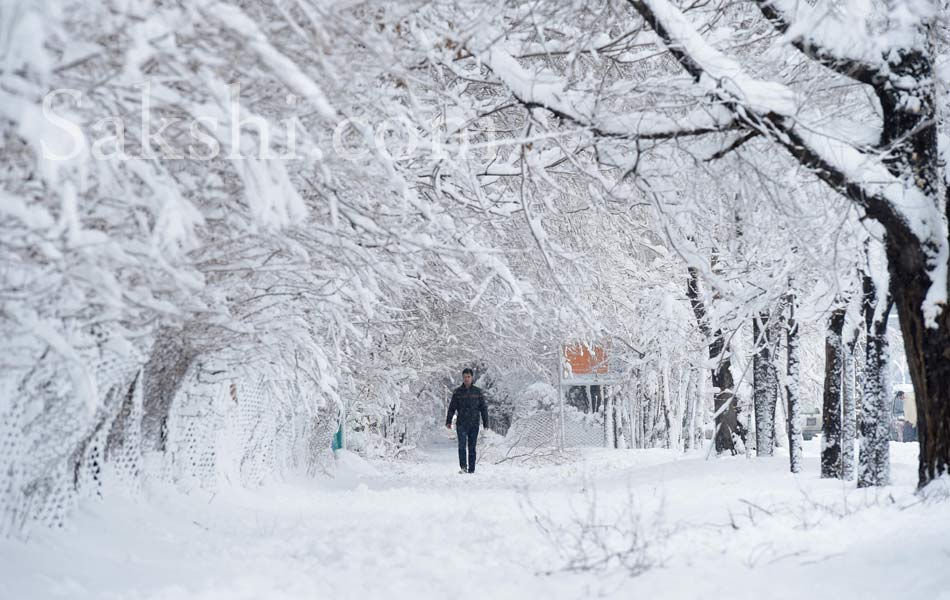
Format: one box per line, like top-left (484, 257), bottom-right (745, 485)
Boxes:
top-left (3, 440), bottom-right (946, 600)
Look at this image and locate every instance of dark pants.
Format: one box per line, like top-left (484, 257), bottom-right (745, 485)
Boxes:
top-left (457, 427), bottom-right (479, 472)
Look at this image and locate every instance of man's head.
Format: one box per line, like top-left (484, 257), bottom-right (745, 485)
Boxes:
top-left (462, 368), bottom-right (473, 386)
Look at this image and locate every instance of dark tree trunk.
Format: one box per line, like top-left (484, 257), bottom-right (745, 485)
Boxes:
top-left (604, 386), bottom-right (619, 449)
top-left (822, 308), bottom-right (846, 479)
top-left (710, 336), bottom-right (740, 454)
top-left (687, 268), bottom-right (739, 454)
top-left (875, 44), bottom-right (950, 489)
top-left (753, 311), bottom-right (780, 457)
top-left (786, 294), bottom-right (802, 473)
top-left (887, 242), bottom-right (950, 488)
top-left (859, 272), bottom-right (892, 487)
top-left (104, 371), bottom-right (142, 463)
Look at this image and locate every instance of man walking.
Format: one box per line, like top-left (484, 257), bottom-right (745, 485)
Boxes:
top-left (445, 368), bottom-right (489, 474)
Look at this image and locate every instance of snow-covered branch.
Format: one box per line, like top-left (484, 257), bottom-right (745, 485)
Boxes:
top-left (750, 0), bottom-right (885, 85)
top-left (626, 0), bottom-right (945, 265)
top-left (468, 34), bottom-right (738, 141)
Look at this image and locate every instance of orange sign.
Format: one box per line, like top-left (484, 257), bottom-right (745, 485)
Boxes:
top-left (564, 344), bottom-right (609, 375)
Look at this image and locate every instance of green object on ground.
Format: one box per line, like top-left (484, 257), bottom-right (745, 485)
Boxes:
top-left (332, 424), bottom-right (343, 451)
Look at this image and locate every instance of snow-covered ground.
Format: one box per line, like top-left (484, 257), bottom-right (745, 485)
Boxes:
top-left (3, 435), bottom-right (948, 600)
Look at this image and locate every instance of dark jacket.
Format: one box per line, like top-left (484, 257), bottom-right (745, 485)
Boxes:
top-left (446, 384), bottom-right (489, 431)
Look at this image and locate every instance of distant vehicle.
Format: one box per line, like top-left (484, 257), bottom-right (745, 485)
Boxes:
top-left (890, 385), bottom-right (917, 442)
top-left (801, 411), bottom-right (821, 441)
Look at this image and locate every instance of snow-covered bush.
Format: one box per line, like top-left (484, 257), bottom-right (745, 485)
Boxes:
top-left (517, 383), bottom-right (558, 419)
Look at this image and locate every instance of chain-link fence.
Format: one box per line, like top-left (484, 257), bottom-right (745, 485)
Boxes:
top-left (1, 339), bottom-right (145, 537)
top-left (161, 374), bottom-right (337, 490)
top-left (504, 408), bottom-right (607, 450)
top-left (1, 351), bottom-right (339, 539)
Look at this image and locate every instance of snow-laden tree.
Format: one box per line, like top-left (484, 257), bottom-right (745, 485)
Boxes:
top-left (0, 0), bottom-right (546, 533)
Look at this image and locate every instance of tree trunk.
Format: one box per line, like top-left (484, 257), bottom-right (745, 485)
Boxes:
top-left (661, 366), bottom-right (673, 449)
top-left (859, 272), bottom-right (892, 487)
top-left (753, 311), bottom-right (780, 457)
top-left (822, 308), bottom-right (846, 479)
top-left (786, 294), bottom-right (803, 474)
top-left (842, 322), bottom-right (860, 480)
top-left (613, 390), bottom-right (622, 448)
top-left (886, 242), bottom-right (950, 488)
top-left (142, 328), bottom-right (197, 452)
top-left (683, 367), bottom-right (699, 451)
top-left (642, 378), bottom-right (652, 448)
top-left (711, 338), bottom-right (741, 455)
top-left (604, 386), bottom-right (616, 449)
top-left (876, 41), bottom-right (950, 489)
top-left (674, 366), bottom-right (688, 451)
top-left (630, 375), bottom-right (642, 449)
top-left (687, 268), bottom-right (739, 454)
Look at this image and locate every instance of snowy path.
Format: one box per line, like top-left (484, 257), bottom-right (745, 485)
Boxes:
top-left (3, 436), bottom-right (949, 600)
